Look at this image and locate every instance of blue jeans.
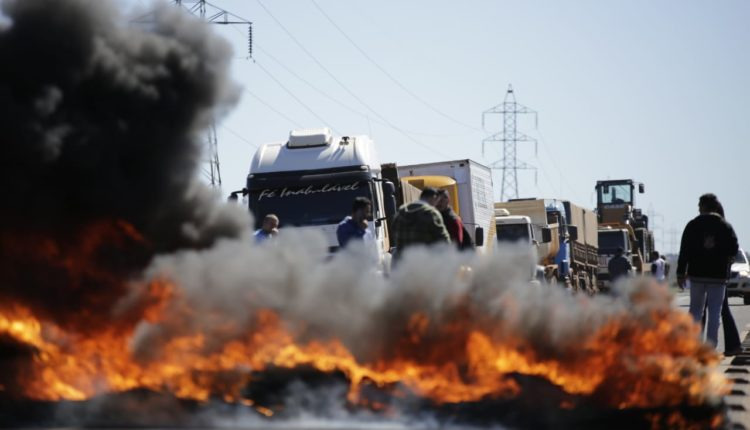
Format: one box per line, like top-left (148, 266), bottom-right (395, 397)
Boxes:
top-left (689, 281), bottom-right (726, 347)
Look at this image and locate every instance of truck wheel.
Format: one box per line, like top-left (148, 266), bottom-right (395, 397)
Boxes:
top-left (744, 295), bottom-right (750, 306)
top-left (580, 274), bottom-right (590, 295)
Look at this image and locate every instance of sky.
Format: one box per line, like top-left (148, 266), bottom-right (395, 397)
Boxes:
top-left (131, 1), bottom-right (749, 252)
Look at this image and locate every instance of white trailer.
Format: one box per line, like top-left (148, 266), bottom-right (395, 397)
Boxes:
top-left (396, 159), bottom-right (496, 250)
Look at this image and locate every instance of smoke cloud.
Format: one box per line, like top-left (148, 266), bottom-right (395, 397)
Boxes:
top-left (0, 0), bottom-right (248, 330)
top-left (130, 232), bottom-right (723, 411)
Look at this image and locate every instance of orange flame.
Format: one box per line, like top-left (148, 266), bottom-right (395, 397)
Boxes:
top-left (0, 287), bottom-right (728, 411)
top-left (0, 220), bottom-right (729, 420)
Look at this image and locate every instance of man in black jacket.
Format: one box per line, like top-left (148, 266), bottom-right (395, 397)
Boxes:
top-left (677, 193), bottom-right (739, 348)
top-left (608, 247), bottom-right (632, 283)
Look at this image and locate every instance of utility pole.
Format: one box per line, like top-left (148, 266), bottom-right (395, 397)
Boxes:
top-left (482, 85), bottom-right (537, 201)
top-left (647, 205), bottom-right (665, 252)
top-left (174, 0), bottom-right (252, 189)
top-left (667, 226), bottom-right (680, 255)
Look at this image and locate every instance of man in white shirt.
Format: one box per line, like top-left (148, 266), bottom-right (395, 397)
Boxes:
top-left (650, 251), bottom-right (666, 283)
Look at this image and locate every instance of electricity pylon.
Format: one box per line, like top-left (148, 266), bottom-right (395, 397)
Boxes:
top-left (482, 85), bottom-right (537, 201)
top-left (174, 0), bottom-right (252, 189)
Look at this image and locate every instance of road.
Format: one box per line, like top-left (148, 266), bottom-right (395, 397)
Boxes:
top-left (674, 291), bottom-right (750, 352)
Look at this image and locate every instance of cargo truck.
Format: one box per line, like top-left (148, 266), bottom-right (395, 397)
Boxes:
top-left (384, 159), bottom-right (495, 251)
top-left (232, 128), bottom-right (398, 269)
top-left (562, 201), bottom-right (599, 293)
top-left (232, 128), bottom-right (495, 269)
top-left (494, 207), bottom-right (553, 281)
top-left (495, 199), bottom-right (599, 291)
top-left (494, 199), bottom-right (563, 284)
top-left (594, 179), bottom-right (654, 290)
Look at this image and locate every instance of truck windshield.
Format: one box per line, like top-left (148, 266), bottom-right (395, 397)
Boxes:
top-left (598, 230), bottom-right (626, 253)
top-left (599, 183), bottom-right (633, 205)
top-left (247, 176), bottom-right (374, 228)
top-left (496, 224), bottom-right (530, 243)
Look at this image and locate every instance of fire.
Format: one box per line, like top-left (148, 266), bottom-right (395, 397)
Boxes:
top-left (0, 220), bottom-right (729, 422)
top-left (0, 286), bottom-right (728, 411)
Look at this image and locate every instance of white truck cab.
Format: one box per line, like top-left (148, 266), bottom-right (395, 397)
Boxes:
top-left (495, 208), bottom-right (552, 281)
top-left (241, 128), bottom-right (396, 263)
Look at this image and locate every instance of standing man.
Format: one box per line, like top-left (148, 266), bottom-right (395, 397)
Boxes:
top-left (337, 197), bottom-right (373, 248)
top-left (608, 247), bottom-right (632, 283)
top-left (391, 187), bottom-right (450, 259)
top-left (650, 251), bottom-right (667, 283)
top-left (254, 214), bottom-right (279, 243)
top-left (677, 193), bottom-right (739, 348)
top-left (435, 189), bottom-right (464, 248)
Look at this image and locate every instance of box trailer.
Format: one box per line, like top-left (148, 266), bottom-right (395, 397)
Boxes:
top-left (394, 159), bottom-right (496, 251)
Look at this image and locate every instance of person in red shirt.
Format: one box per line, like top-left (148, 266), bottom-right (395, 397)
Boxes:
top-left (435, 189), bottom-right (463, 247)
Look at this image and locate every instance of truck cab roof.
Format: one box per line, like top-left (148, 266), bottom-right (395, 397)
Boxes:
top-left (495, 214), bottom-right (532, 224)
top-left (249, 128), bottom-right (380, 175)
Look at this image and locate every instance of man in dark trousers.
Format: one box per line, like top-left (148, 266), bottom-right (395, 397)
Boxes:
top-left (678, 193), bottom-right (739, 349)
top-left (435, 189), bottom-right (464, 248)
top-left (608, 247), bottom-right (632, 284)
top-left (698, 200), bottom-right (743, 355)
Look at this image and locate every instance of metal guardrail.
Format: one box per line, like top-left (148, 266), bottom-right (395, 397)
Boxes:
top-left (723, 332), bottom-right (750, 429)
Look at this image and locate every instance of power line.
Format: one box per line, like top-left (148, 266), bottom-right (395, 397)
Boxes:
top-left (254, 0), bottom-right (453, 159)
top-left (254, 60), bottom-right (340, 134)
top-left (253, 44), bottom-right (473, 138)
top-left (309, 0), bottom-right (481, 133)
top-left (221, 124), bottom-right (258, 148)
top-left (172, 0), bottom-right (253, 190)
top-left (242, 88), bottom-right (304, 128)
top-left (535, 128), bottom-right (588, 204)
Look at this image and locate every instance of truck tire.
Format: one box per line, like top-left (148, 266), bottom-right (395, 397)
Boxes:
top-left (580, 274), bottom-right (591, 295)
top-left (744, 295), bottom-right (750, 306)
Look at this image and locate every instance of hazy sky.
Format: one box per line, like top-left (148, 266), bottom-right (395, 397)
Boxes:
top-left (136, 1), bottom-right (750, 252)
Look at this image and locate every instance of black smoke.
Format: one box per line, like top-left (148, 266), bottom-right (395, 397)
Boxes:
top-left (0, 0), bottom-right (247, 330)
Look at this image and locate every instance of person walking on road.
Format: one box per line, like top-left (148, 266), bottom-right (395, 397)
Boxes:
top-left (608, 247), bottom-right (632, 283)
top-left (650, 251), bottom-right (667, 283)
top-left (435, 189), bottom-right (464, 249)
top-left (698, 201), bottom-right (743, 355)
top-left (391, 187), bottom-right (450, 259)
top-left (254, 214), bottom-right (279, 243)
top-left (677, 193), bottom-right (739, 348)
top-left (336, 197), bottom-right (373, 248)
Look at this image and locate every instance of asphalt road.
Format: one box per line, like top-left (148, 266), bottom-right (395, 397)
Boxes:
top-left (674, 290), bottom-right (750, 352)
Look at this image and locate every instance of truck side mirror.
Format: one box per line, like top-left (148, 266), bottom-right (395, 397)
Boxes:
top-left (474, 226), bottom-right (484, 247)
top-left (227, 188), bottom-right (248, 203)
top-left (567, 225), bottom-right (578, 242)
top-left (383, 181), bottom-right (397, 218)
top-left (638, 183), bottom-right (645, 194)
top-left (541, 227), bottom-right (552, 243)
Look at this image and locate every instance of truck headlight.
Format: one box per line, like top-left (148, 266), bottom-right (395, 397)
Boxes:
top-left (741, 270), bottom-right (750, 278)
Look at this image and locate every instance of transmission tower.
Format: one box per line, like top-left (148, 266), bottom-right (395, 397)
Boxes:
top-left (174, 0), bottom-right (252, 189)
top-left (647, 205), bottom-right (666, 252)
top-left (482, 85), bottom-right (538, 201)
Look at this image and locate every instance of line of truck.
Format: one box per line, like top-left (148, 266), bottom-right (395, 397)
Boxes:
top-left (231, 128), bottom-right (654, 289)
